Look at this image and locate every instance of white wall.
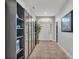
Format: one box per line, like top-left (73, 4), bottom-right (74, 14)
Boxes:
top-left (55, 0), bottom-right (73, 58)
top-left (37, 17), bottom-right (55, 41)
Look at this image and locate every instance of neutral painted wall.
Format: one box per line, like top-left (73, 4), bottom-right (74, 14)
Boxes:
top-left (36, 17), bottom-right (55, 41)
top-left (5, 0), bottom-right (16, 59)
top-left (55, 0), bottom-right (73, 58)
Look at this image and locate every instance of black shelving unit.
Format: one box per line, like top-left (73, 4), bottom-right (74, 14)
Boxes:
top-left (6, 0), bottom-right (36, 59)
top-left (16, 3), bottom-right (25, 59)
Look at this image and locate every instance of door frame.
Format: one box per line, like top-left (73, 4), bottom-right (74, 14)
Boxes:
top-left (56, 22), bottom-right (58, 42)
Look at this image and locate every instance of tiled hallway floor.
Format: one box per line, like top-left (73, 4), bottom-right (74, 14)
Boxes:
top-left (28, 41), bottom-right (70, 59)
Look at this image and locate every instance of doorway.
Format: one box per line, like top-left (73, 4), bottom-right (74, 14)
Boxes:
top-left (39, 22), bottom-right (52, 40)
top-left (56, 22), bottom-right (58, 42)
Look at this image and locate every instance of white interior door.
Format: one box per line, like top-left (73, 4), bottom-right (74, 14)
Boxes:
top-left (39, 22), bottom-right (52, 40)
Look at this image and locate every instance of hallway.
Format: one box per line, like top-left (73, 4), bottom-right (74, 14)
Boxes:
top-left (5, 0), bottom-right (73, 59)
top-left (29, 41), bottom-right (70, 59)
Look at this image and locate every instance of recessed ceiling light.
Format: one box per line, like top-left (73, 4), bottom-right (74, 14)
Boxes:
top-left (44, 12), bottom-right (47, 15)
top-left (32, 6), bottom-right (35, 9)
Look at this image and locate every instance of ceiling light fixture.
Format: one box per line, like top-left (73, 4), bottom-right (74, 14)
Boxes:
top-left (32, 6), bottom-right (35, 9)
top-left (44, 12), bottom-right (47, 15)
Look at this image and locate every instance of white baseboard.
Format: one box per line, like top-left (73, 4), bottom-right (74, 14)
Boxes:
top-left (39, 40), bottom-right (53, 41)
top-left (38, 39), bottom-right (56, 42)
top-left (38, 39), bottom-right (56, 41)
top-left (57, 43), bottom-right (72, 59)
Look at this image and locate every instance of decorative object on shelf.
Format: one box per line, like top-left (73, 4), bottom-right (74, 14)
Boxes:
top-left (61, 10), bottom-right (73, 32)
top-left (17, 18), bottom-right (24, 29)
top-left (16, 40), bottom-right (20, 54)
top-left (17, 25), bottom-right (20, 28)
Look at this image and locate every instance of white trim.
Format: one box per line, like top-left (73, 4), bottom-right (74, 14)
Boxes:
top-left (57, 43), bottom-right (72, 59)
top-left (51, 39), bottom-right (56, 42)
top-left (38, 39), bottom-right (56, 42)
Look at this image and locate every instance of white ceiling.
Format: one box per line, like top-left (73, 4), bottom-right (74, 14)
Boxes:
top-left (24, 0), bottom-right (67, 16)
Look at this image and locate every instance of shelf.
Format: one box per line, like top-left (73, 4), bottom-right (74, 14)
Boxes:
top-left (17, 48), bottom-right (23, 54)
top-left (19, 56), bottom-right (24, 59)
top-left (17, 28), bottom-right (24, 30)
top-left (17, 17), bottom-right (24, 21)
top-left (17, 36), bottom-right (23, 39)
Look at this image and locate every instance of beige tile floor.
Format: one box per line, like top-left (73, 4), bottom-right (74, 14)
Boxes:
top-left (28, 41), bottom-right (70, 59)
